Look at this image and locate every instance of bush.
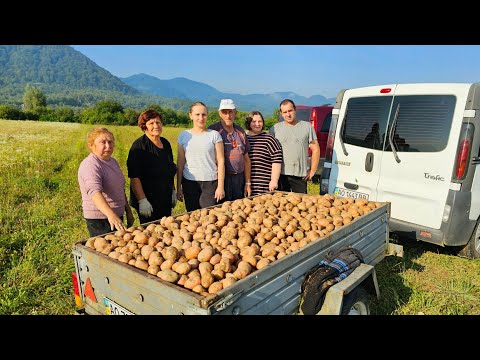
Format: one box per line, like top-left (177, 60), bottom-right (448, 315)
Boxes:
top-left (0, 105), bottom-right (22, 120)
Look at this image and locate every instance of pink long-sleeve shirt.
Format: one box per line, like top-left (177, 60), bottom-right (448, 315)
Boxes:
top-left (78, 153), bottom-right (126, 219)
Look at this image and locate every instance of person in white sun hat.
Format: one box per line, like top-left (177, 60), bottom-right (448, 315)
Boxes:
top-left (208, 98), bottom-right (252, 201)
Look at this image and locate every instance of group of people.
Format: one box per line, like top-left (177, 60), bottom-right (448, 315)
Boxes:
top-left (78, 98), bottom-right (320, 237)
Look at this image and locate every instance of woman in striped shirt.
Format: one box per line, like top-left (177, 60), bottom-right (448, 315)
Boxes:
top-left (245, 111), bottom-right (283, 196)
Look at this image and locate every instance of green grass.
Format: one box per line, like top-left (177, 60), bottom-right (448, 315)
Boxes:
top-left (0, 119), bottom-right (479, 315)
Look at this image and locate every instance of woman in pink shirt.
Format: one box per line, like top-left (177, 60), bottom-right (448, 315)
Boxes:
top-left (78, 127), bottom-right (134, 237)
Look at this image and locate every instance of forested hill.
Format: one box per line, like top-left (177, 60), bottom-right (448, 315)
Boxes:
top-left (0, 45), bottom-right (194, 112)
top-left (0, 45), bottom-right (136, 94)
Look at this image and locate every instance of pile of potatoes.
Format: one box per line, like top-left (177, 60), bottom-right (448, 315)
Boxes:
top-left (84, 192), bottom-right (383, 298)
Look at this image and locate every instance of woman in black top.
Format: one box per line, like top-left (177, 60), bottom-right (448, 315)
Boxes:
top-left (127, 109), bottom-right (176, 224)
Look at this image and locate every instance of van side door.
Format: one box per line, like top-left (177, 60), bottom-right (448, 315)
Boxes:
top-left (328, 85), bottom-right (396, 201)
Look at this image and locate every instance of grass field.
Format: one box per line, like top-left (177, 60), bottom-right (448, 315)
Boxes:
top-left (0, 120), bottom-right (479, 315)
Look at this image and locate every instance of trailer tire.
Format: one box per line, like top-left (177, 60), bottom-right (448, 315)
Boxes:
top-left (341, 286), bottom-right (371, 315)
top-left (457, 222), bottom-right (480, 259)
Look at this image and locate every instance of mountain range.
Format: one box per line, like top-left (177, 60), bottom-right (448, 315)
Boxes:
top-left (120, 73), bottom-right (335, 116)
top-left (0, 45), bottom-right (335, 117)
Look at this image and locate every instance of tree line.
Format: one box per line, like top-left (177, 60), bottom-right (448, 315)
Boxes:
top-left (0, 85), bottom-right (280, 129)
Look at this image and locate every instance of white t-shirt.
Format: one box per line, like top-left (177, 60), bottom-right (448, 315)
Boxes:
top-left (178, 129), bottom-right (223, 181)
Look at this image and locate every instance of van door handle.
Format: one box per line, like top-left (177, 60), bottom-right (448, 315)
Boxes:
top-left (365, 152), bottom-right (374, 172)
top-left (472, 156), bottom-right (480, 165)
top-left (344, 182), bottom-right (359, 190)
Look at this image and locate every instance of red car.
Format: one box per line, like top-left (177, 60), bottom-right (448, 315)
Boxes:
top-left (278, 104), bottom-right (333, 181)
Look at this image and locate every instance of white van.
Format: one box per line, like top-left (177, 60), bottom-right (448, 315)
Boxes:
top-left (320, 83), bottom-right (480, 259)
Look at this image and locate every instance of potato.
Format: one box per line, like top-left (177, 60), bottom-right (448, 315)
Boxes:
top-left (192, 284), bottom-right (206, 294)
top-left (133, 232), bottom-right (148, 245)
top-left (108, 251), bottom-right (121, 260)
top-left (163, 246), bottom-right (179, 261)
top-left (101, 244), bottom-right (114, 255)
top-left (184, 276), bottom-right (201, 289)
top-left (211, 269), bottom-right (225, 280)
top-left (208, 282), bottom-right (223, 294)
top-left (148, 251), bottom-right (164, 266)
top-left (188, 269), bottom-right (201, 279)
top-left (197, 247), bottom-right (215, 262)
top-left (201, 272), bottom-right (215, 289)
top-left (118, 253), bottom-right (133, 263)
top-left (147, 264), bottom-right (160, 275)
top-left (160, 259), bottom-right (175, 271)
top-left (198, 262), bottom-right (213, 275)
top-left (209, 253), bottom-right (222, 265)
top-left (157, 270), bottom-right (179, 283)
top-left (176, 274), bottom-right (188, 286)
top-left (135, 259), bottom-right (149, 270)
top-left (256, 258), bottom-right (270, 270)
top-left (93, 237), bottom-right (107, 251)
top-left (140, 245), bottom-right (154, 261)
top-left (183, 245), bottom-right (200, 260)
top-left (171, 261), bottom-right (191, 275)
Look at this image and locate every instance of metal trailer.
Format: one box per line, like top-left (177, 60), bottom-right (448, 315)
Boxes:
top-left (72, 199), bottom-right (399, 315)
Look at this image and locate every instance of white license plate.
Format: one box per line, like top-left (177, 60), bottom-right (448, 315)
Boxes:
top-left (104, 297), bottom-right (134, 315)
top-left (334, 187), bottom-right (369, 200)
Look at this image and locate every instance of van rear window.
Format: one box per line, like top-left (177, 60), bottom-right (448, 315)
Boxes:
top-left (342, 95), bottom-right (456, 152)
top-left (387, 95), bottom-right (455, 152)
top-left (342, 97), bottom-right (392, 150)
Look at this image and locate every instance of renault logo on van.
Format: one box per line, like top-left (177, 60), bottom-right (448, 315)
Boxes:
top-left (424, 173), bottom-right (445, 182)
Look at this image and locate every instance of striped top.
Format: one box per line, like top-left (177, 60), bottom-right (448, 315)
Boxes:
top-left (247, 132), bottom-right (283, 196)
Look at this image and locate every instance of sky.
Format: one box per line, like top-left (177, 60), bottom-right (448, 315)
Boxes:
top-left (71, 45), bottom-right (480, 99)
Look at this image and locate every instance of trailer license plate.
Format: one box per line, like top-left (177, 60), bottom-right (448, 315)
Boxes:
top-left (104, 297), bottom-right (134, 315)
top-left (334, 187), bottom-right (369, 200)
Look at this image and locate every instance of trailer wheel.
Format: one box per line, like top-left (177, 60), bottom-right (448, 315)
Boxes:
top-left (341, 287), bottom-right (371, 315)
top-left (458, 223), bottom-right (480, 259)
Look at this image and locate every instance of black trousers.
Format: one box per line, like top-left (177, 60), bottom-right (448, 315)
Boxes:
top-left (224, 172), bottom-right (245, 202)
top-left (278, 174), bottom-right (307, 194)
top-left (85, 217), bottom-right (123, 238)
top-left (182, 178), bottom-right (218, 212)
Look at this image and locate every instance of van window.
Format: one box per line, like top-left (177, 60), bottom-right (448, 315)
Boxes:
top-left (386, 95), bottom-right (456, 153)
top-left (320, 113), bottom-right (332, 132)
top-left (341, 95), bottom-right (456, 152)
top-left (293, 109), bottom-right (311, 122)
top-left (342, 96), bottom-right (392, 150)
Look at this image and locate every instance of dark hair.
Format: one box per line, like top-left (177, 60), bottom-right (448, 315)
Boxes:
top-left (279, 98), bottom-right (296, 110)
top-left (245, 111), bottom-right (264, 130)
top-left (138, 109), bottom-right (162, 131)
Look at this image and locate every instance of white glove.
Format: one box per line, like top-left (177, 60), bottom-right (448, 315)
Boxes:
top-left (138, 198), bottom-right (153, 218)
top-left (171, 190), bottom-right (177, 208)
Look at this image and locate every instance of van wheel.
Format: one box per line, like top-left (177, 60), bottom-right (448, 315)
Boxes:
top-left (341, 287), bottom-right (371, 315)
top-left (458, 223), bottom-right (480, 259)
